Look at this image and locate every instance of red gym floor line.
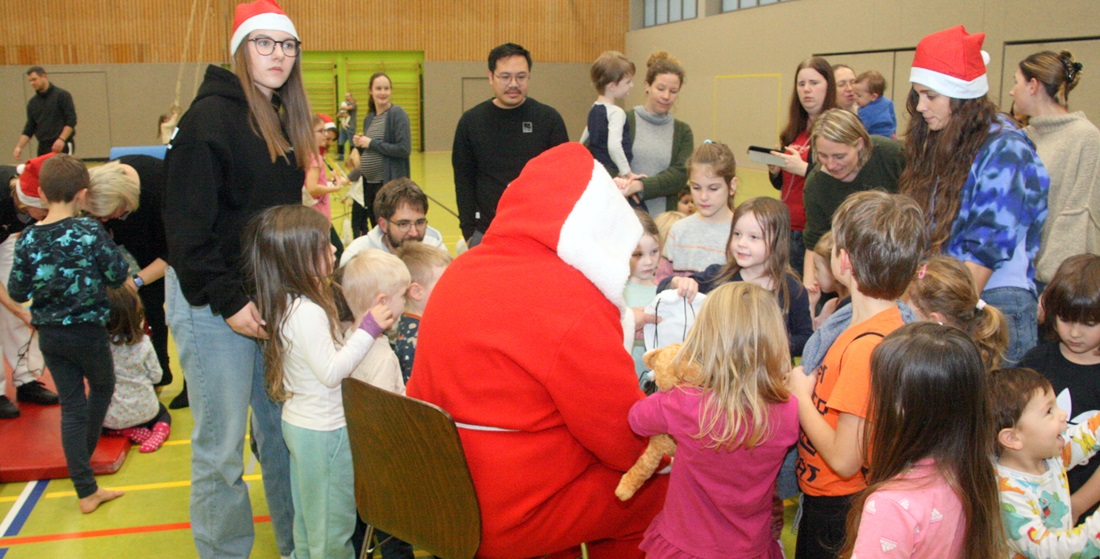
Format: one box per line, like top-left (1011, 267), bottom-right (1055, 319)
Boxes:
top-left (0, 515), bottom-right (271, 547)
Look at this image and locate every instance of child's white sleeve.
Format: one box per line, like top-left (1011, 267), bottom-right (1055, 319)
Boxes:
top-left (579, 126), bottom-right (590, 145)
top-left (1063, 413), bottom-right (1100, 469)
top-left (1000, 469), bottom-right (1100, 558)
top-left (607, 106), bottom-right (632, 176)
top-left (288, 300), bottom-right (376, 388)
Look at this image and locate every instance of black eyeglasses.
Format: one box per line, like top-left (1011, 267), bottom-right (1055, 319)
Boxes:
top-left (390, 218), bottom-right (428, 232)
top-left (250, 37), bottom-right (300, 57)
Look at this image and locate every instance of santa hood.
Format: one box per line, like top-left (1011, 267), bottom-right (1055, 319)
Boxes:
top-left (485, 142), bottom-right (643, 308)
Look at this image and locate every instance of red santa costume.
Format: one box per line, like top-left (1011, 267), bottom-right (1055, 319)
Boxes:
top-left (407, 143), bottom-right (668, 558)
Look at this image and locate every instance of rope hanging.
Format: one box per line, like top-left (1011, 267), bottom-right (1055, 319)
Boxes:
top-left (191, 0), bottom-right (213, 100)
top-left (173, 0), bottom-right (202, 108)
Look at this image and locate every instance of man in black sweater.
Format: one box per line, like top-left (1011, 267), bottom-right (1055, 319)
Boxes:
top-left (13, 67), bottom-right (77, 161)
top-left (452, 43), bottom-right (568, 247)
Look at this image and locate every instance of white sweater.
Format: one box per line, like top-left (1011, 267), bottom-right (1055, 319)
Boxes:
top-left (280, 296), bottom-right (377, 431)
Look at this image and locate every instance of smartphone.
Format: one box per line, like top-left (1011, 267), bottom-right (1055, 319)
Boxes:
top-left (747, 145), bottom-right (786, 167)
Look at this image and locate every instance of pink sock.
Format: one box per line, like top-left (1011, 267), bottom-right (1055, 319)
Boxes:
top-left (141, 422), bottom-right (171, 453)
top-left (116, 427), bottom-right (152, 444)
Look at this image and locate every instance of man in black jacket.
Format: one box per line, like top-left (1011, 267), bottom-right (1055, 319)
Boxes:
top-left (12, 67), bottom-right (77, 161)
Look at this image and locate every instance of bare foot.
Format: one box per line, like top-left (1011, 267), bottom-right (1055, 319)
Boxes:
top-left (79, 488), bottom-right (124, 513)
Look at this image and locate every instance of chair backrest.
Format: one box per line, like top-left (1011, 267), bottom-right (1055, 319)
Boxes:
top-left (342, 378), bottom-right (481, 559)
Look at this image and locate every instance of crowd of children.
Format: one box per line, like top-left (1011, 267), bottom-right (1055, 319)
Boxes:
top-left (6, 3), bottom-right (1100, 559)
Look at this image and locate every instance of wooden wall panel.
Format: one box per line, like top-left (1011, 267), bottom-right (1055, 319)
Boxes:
top-left (1, 0), bottom-right (629, 66)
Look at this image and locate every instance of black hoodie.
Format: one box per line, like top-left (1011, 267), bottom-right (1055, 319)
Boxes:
top-left (163, 64), bottom-right (304, 317)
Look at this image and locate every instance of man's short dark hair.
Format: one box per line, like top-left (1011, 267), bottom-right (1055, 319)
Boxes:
top-left (374, 178), bottom-right (429, 221)
top-left (488, 43), bottom-right (532, 73)
top-left (39, 154), bottom-right (89, 203)
top-left (26, 66), bottom-right (45, 77)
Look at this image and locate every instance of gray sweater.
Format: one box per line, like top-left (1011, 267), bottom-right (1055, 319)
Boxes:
top-left (1027, 112), bottom-right (1100, 283)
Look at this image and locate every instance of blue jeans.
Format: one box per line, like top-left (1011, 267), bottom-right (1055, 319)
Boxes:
top-left (283, 422), bottom-right (356, 559)
top-left (983, 286), bottom-right (1038, 366)
top-left (165, 268), bottom-right (294, 558)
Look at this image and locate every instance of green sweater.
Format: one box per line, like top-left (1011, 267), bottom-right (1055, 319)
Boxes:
top-left (626, 109), bottom-right (694, 212)
top-left (803, 135), bottom-right (904, 251)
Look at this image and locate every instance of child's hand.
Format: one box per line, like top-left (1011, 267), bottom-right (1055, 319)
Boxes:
top-left (368, 303), bottom-right (395, 332)
top-left (785, 364), bottom-right (816, 399)
top-left (806, 280), bottom-right (821, 305)
top-left (669, 277), bottom-right (699, 303)
top-left (813, 298), bottom-right (839, 330)
top-left (632, 307), bottom-right (658, 333)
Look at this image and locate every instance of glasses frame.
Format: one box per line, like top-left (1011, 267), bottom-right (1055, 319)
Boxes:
top-left (249, 37), bottom-right (301, 57)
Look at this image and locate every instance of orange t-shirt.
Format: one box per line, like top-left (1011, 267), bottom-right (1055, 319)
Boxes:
top-left (796, 306), bottom-right (903, 497)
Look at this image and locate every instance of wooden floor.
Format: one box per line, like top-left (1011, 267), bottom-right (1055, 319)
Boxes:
top-left (0, 151), bottom-right (792, 558)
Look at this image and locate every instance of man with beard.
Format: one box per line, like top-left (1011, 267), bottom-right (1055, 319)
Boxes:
top-left (339, 177), bottom-right (445, 266)
top-left (452, 43), bottom-right (568, 248)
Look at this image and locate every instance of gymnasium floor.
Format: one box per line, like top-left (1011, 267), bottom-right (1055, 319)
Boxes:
top-left (0, 151), bottom-right (789, 558)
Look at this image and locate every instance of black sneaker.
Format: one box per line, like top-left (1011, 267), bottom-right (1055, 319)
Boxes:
top-left (168, 381), bottom-right (189, 410)
top-left (16, 380), bottom-right (60, 406)
top-left (0, 396), bottom-right (19, 419)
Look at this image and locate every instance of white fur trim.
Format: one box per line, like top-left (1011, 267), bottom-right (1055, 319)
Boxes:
top-left (557, 160), bottom-right (642, 310)
top-left (910, 64), bottom-right (989, 99)
top-left (230, 13), bottom-right (298, 56)
top-left (15, 180), bottom-right (46, 209)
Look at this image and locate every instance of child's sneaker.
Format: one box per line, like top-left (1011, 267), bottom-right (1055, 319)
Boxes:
top-left (141, 422), bottom-right (171, 453)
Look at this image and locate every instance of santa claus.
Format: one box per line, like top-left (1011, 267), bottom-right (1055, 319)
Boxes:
top-left (407, 142), bottom-right (668, 558)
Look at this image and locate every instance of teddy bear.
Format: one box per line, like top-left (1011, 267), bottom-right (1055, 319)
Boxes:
top-left (615, 343), bottom-right (700, 501)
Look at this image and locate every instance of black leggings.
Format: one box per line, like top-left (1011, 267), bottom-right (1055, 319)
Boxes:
top-left (131, 402), bottom-right (172, 429)
top-left (795, 493), bottom-right (855, 559)
top-left (38, 324), bottom-right (114, 499)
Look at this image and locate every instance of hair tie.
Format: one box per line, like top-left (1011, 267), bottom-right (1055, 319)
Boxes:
top-left (917, 264), bottom-right (927, 279)
top-left (703, 139), bottom-right (714, 144)
top-left (975, 299), bottom-right (987, 311)
top-left (1061, 57), bottom-right (1082, 82)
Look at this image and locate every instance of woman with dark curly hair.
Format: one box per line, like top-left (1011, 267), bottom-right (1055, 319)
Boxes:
top-left (900, 26), bottom-right (1048, 364)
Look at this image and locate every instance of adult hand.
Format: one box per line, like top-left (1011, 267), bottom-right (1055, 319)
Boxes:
top-left (51, 139), bottom-right (66, 154)
top-left (226, 301), bottom-right (268, 339)
top-left (771, 146), bottom-right (808, 177)
top-left (622, 178), bottom-right (644, 197)
top-left (13, 146), bottom-right (22, 161)
top-left (785, 365), bottom-right (816, 399)
top-left (14, 307), bottom-right (32, 329)
top-left (669, 277), bottom-right (699, 303)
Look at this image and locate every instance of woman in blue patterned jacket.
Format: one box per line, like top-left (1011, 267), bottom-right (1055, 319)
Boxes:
top-left (900, 26), bottom-right (1049, 365)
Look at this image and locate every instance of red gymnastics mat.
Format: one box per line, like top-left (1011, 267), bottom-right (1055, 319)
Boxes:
top-left (0, 370), bottom-right (130, 483)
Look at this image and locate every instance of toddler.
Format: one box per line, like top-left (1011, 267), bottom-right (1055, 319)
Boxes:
top-left (393, 242), bottom-right (453, 383)
top-left (625, 210), bottom-right (661, 384)
top-left (808, 231), bottom-right (848, 330)
top-left (102, 287), bottom-right (172, 453)
top-left (580, 51), bottom-right (636, 181)
top-left (853, 70), bottom-right (897, 137)
top-left (992, 367), bottom-right (1100, 557)
top-left (340, 249), bottom-right (410, 394)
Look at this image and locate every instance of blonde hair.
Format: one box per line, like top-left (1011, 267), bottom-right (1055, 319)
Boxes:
top-left (654, 211), bottom-right (685, 249)
top-left (811, 108), bottom-right (873, 168)
top-left (591, 51), bottom-right (635, 94)
top-left (812, 231), bottom-right (849, 299)
top-left (394, 243), bottom-right (452, 287)
top-left (86, 161), bottom-right (140, 217)
top-left (340, 249), bottom-right (411, 317)
top-left (674, 282), bottom-right (791, 450)
top-left (906, 256), bottom-right (1009, 370)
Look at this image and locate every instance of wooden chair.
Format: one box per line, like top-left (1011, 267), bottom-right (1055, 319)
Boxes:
top-left (342, 377), bottom-right (481, 559)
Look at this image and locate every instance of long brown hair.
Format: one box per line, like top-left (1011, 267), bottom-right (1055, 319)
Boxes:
top-left (712, 197), bottom-right (795, 314)
top-left (243, 205), bottom-right (340, 402)
top-left (107, 287), bottom-right (146, 345)
top-left (841, 323), bottom-right (1006, 558)
top-left (897, 91), bottom-right (998, 254)
top-left (674, 282), bottom-right (790, 450)
top-left (906, 256), bottom-right (1009, 370)
top-left (780, 57), bottom-right (837, 146)
top-left (232, 42), bottom-right (315, 169)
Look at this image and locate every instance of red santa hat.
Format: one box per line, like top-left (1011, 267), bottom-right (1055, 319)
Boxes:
top-left (230, 0), bottom-right (299, 56)
top-left (318, 113), bottom-right (337, 131)
top-left (910, 25), bottom-right (991, 99)
top-left (490, 143), bottom-right (642, 309)
top-left (16, 152), bottom-right (56, 210)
